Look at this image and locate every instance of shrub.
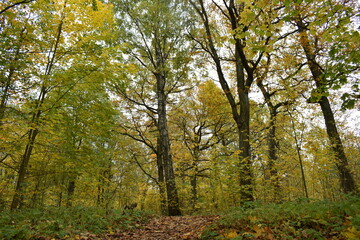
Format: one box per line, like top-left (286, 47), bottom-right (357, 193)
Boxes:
top-left (201, 195), bottom-right (360, 240)
top-left (0, 206), bottom-right (152, 240)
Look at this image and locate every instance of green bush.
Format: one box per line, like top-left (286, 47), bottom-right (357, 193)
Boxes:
top-left (0, 206), bottom-right (152, 240)
top-left (202, 195), bottom-right (360, 239)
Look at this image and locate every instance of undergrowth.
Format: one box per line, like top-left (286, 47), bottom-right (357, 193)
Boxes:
top-left (0, 206), bottom-right (153, 240)
top-left (201, 195), bottom-right (360, 240)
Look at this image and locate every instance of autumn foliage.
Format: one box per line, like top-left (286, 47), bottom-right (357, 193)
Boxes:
top-left (0, 0), bottom-right (359, 239)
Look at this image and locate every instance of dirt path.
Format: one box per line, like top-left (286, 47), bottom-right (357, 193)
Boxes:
top-left (102, 215), bottom-right (219, 240)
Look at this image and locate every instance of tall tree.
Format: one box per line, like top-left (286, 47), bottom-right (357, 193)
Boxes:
top-left (112, 0), bottom-right (194, 215)
top-left (189, 0), bottom-right (285, 202)
top-left (10, 0), bottom-right (66, 210)
top-left (284, 0), bottom-right (358, 194)
top-left (9, 0), bottom-right (115, 210)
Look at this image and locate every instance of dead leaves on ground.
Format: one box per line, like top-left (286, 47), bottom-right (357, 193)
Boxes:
top-left (109, 215), bottom-right (219, 240)
top-left (78, 215), bottom-right (219, 240)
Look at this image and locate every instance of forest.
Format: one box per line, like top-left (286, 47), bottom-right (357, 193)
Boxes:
top-left (0, 0), bottom-right (359, 239)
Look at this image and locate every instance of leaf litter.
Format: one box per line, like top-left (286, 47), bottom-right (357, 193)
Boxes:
top-left (78, 215), bottom-right (219, 240)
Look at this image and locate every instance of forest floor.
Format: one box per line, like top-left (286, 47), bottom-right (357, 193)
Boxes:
top-left (1, 198), bottom-right (359, 239)
top-left (80, 215), bottom-right (220, 240)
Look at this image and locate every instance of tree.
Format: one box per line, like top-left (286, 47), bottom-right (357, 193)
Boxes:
top-left (10, 0), bottom-right (66, 209)
top-left (189, 0), bottom-right (287, 202)
top-left (256, 78), bottom-right (293, 201)
top-left (9, 0), bottom-right (115, 210)
top-left (170, 81), bottom-right (234, 211)
top-left (284, 0), bottom-right (358, 194)
top-left (111, 0), bottom-right (195, 215)
top-left (254, 32), bottom-right (309, 201)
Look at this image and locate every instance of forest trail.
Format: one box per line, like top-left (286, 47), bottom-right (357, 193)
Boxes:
top-left (93, 215), bottom-right (219, 240)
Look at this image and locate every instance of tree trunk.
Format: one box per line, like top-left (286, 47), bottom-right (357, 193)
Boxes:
top-left (319, 96), bottom-right (356, 193)
top-left (10, 88), bottom-right (45, 211)
top-left (153, 24), bottom-right (182, 215)
top-left (265, 110), bottom-right (281, 201)
top-left (10, 127), bottom-right (39, 210)
top-left (97, 184), bottom-right (104, 207)
top-left (66, 179), bottom-right (76, 207)
top-left (257, 81), bottom-right (282, 201)
top-left (30, 174), bottom-right (44, 208)
top-left (235, 37), bottom-right (253, 202)
top-left (190, 140), bottom-right (201, 212)
top-left (58, 191), bottom-right (63, 207)
top-left (296, 20), bottom-right (357, 194)
top-left (289, 111), bottom-right (309, 198)
top-left (237, 89), bottom-right (253, 202)
top-left (232, 2), bottom-right (253, 202)
top-left (190, 175), bottom-right (197, 212)
top-left (267, 111), bottom-right (277, 179)
top-left (97, 163), bottom-right (113, 209)
top-left (157, 80), bottom-right (181, 215)
top-left (11, 85), bottom-right (46, 210)
top-left (156, 140), bottom-right (168, 215)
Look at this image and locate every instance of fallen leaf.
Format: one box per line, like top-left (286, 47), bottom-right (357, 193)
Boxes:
top-left (223, 229), bottom-right (238, 239)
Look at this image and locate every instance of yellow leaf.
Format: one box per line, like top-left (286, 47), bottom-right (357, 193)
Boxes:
top-left (108, 226), bottom-right (114, 234)
top-left (223, 229), bottom-right (238, 239)
top-left (248, 216), bottom-right (257, 222)
top-left (233, 150), bottom-right (242, 155)
top-left (253, 224), bottom-right (264, 237)
top-left (343, 226), bottom-right (360, 240)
